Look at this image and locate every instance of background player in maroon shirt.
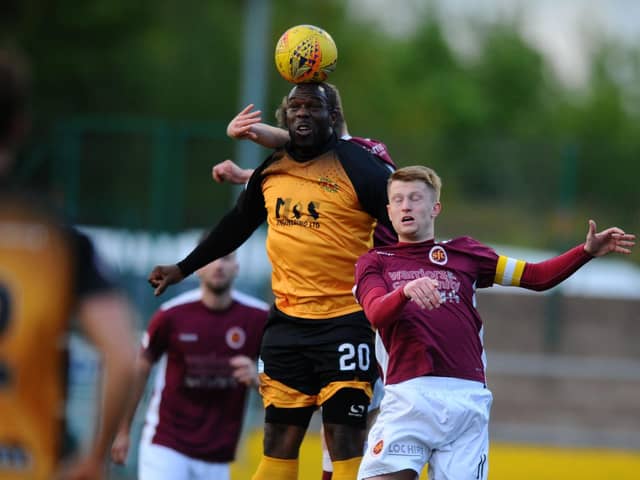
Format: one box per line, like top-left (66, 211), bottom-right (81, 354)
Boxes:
top-left (111, 252), bottom-right (268, 480)
top-left (353, 165), bottom-right (635, 480)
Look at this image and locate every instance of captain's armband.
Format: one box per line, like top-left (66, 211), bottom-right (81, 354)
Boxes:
top-left (494, 255), bottom-right (526, 286)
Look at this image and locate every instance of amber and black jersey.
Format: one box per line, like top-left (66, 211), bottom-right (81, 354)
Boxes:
top-left (0, 193), bottom-right (112, 479)
top-left (179, 135), bottom-right (395, 319)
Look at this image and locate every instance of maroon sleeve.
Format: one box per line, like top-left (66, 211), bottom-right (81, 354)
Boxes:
top-left (143, 308), bottom-right (171, 362)
top-left (348, 136), bottom-right (396, 169)
top-left (355, 252), bottom-right (409, 328)
top-left (456, 236), bottom-right (500, 288)
top-left (360, 287), bottom-right (409, 329)
top-left (520, 244), bottom-right (593, 291)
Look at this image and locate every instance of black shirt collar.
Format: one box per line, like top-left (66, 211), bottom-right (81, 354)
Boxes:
top-left (286, 132), bottom-right (337, 162)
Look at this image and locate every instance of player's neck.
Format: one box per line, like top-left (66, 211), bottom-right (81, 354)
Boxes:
top-left (200, 287), bottom-right (233, 311)
top-left (398, 227), bottom-right (435, 244)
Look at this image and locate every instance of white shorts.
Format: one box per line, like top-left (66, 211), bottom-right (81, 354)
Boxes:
top-left (358, 376), bottom-right (493, 480)
top-left (138, 439), bottom-right (230, 480)
top-left (369, 377), bottom-right (384, 412)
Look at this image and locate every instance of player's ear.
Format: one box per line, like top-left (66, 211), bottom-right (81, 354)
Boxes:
top-left (432, 202), bottom-right (442, 218)
top-left (329, 109), bottom-right (337, 126)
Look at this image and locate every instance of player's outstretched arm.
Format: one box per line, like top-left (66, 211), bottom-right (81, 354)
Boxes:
top-left (111, 352), bottom-right (154, 465)
top-left (227, 103), bottom-right (289, 148)
top-left (212, 159), bottom-right (254, 184)
top-left (514, 219), bottom-right (635, 292)
top-left (583, 219), bottom-right (636, 257)
top-left (58, 292), bottom-right (136, 480)
top-left (148, 264), bottom-right (184, 296)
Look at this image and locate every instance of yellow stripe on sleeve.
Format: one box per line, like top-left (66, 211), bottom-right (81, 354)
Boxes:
top-left (495, 255), bottom-right (508, 285)
top-left (495, 256), bottom-right (526, 286)
top-left (511, 258), bottom-right (526, 286)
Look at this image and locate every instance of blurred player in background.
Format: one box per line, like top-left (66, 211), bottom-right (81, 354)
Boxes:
top-left (148, 82), bottom-right (394, 480)
top-left (354, 165), bottom-right (636, 480)
top-left (0, 48), bottom-right (137, 480)
top-left (111, 252), bottom-right (268, 480)
top-left (213, 91), bottom-right (395, 480)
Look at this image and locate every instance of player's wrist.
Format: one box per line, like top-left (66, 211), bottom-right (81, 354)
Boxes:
top-left (582, 242), bottom-right (595, 257)
top-left (400, 286), bottom-right (411, 300)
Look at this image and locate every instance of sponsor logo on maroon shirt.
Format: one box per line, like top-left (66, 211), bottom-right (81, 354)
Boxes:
top-left (184, 353), bottom-right (236, 389)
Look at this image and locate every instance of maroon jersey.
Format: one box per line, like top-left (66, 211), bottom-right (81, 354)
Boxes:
top-left (346, 135), bottom-right (396, 170)
top-left (346, 135), bottom-right (397, 247)
top-left (141, 288), bottom-right (268, 462)
top-left (355, 237), bottom-right (499, 385)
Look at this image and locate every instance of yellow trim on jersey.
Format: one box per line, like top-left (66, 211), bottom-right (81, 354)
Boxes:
top-left (495, 255), bottom-right (526, 286)
top-left (317, 380), bottom-right (373, 406)
top-left (258, 373), bottom-right (317, 408)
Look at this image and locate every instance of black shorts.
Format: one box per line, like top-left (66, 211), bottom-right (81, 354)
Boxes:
top-left (260, 308), bottom-right (378, 399)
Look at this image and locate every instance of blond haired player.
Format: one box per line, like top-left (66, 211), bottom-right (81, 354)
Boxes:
top-left (354, 166), bottom-right (635, 480)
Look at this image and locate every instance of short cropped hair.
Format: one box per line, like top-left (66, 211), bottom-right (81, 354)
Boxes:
top-left (0, 49), bottom-right (30, 143)
top-left (388, 165), bottom-right (442, 202)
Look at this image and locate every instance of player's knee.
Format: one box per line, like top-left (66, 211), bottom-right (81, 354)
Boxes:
top-left (265, 405), bottom-right (315, 427)
top-left (262, 421), bottom-right (308, 459)
top-left (321, 388), bottom-right (369, 428)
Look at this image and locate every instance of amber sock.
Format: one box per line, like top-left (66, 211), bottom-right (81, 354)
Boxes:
top-left (332, 456), bottom-right (362, 480)
top-left (251, 455), bottom-right (299, 480)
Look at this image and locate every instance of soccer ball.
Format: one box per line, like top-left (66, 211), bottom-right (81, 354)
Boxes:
top-left (274, 24), bottom-right (338, 84)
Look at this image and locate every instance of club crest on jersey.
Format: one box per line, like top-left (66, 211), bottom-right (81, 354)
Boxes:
top-left (225, 326), bottom-right (246, 349)
top-left (372, 439), bottom-right (384, 456)
top-left (429, 245), bottom-right (448, 265)
top-left (318, 176), bottom-right (339, 193)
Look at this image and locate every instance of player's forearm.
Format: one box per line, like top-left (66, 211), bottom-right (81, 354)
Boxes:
top-left (360, 286), bottom-right (408, 329)
top-left (77, 293), bottom-right (137, 461)
top-left (92, 347), bottom-right (137, 459)
top-left (520, 243), bottom-right (593, 291)
top-left (117, 353), bottom-right (152, 432)
top-left (178, 202), bottom-right (263, 276)
top-left (251, 123), bottom-right (289, 149)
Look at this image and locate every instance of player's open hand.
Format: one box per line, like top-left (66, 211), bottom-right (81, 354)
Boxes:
top-left (148, 264), bottom-right (184, 296)
top-left (230, 355), bottom-right (259, 387)
top-left (110, 430), bottom-right (131, 465)
top-left (403, 277), bottom-right (442, 310)
top-left (227, 104), bottom-right (262, 140)
top-left (584, 219), bottom-right (636, 257)
top-left (212, 159), bottom-right (253, 184)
